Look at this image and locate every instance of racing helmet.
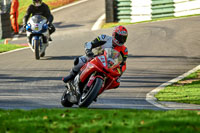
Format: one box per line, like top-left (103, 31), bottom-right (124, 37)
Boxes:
top-left (112, 25), bottom-right (128, 47)
top-left (33, 0), bottom-right (42, 7)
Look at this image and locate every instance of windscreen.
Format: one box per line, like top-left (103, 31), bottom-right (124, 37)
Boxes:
top-left (105, 48), bottom-right (123, 68)
top-left (31, 15), bottom-right (46, 23)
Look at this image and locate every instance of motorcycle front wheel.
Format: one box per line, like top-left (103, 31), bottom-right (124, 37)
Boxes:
top-left (33, 39), bottom-right (40, 60)
top-left (78, 77), bottom-right (103, 108)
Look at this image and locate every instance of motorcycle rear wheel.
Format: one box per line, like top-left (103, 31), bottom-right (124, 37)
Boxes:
top-left (78, 78), bottom-right (103, 108)
top-left (61, 89), bottom-right (74, 107)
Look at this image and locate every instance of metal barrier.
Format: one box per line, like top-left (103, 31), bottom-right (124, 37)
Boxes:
top-left (0, 0), bottom-right (12, 39)
top-left (106, 0), bottom-right (200, 23)
top-left (174, 0), bottom-right (200, 17)
top-left (115, 0), bottom-right (132, 22)
top-left (0, 13), bottom-right (12, 39)
top-left (131, 0), bottom-right (152, 23)
top-left (151, 0), bottom-right (175, 19)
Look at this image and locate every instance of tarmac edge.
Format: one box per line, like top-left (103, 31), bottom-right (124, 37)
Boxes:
top-left (146, 65), bottom-right (200, 110)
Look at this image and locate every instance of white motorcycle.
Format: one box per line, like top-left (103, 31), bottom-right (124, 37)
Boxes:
top-left (26, 15), bottom-right (49, 60)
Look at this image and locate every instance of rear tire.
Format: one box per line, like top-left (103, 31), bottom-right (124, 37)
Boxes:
top-left (34, 39), bottom-right (40, 60)
top-left (61, 89), bottom-right (74, 107)
top-left (78, 78), bottom-right (103, 107)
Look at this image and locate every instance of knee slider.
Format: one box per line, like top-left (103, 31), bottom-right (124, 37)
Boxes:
top-left (43, 36), bottom-right (48, 43)
top-left (74, 57), bottom-right (79, 65)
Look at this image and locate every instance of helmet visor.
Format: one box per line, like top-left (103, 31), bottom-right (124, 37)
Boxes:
top-left (115, 33), bottom-right (127, 44)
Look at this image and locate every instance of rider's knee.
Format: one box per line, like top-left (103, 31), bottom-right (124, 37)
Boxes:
top-left (74, 56), bottom-right (87, 66)
top-left (43, 36), bottom-right (48, 43)
top-left (74, 57), bottom-right (79, 65)
top-left (73, 57), bottom-right (87, 72)
top-left (48, 24), bottom-right (55, 35)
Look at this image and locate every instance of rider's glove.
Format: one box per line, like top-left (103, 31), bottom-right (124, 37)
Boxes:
top-left (47, 21), bottom-right (52, 26)
top-left (85, 49), bottom-right (94, 57)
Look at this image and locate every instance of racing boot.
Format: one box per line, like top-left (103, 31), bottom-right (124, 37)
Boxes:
top-left (62, 69), bottom-right (78, 83)
top-left (49, 36), bottom-right (52, 42)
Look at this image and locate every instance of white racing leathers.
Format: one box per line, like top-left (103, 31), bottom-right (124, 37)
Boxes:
top-left (73, 34), bottom-right (113, 73)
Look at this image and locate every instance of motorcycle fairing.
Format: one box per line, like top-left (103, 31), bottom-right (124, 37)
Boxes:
top-left (86, 74), bottom-right (104, 88)
top-left (79, 58), bottom-right (104, 83)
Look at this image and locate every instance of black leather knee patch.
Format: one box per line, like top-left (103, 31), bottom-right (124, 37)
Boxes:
top-left (74, 57), bottom-right (79, 65)
top-left (43, 36), bottom-right (47, 43)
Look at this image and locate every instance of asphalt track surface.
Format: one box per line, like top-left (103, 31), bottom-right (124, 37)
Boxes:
top-left (1, 0), bottom-right (200, 110)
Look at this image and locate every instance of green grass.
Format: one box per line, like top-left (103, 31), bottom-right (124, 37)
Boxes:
top-left (155, 70), bottom-right (200, 104)
top-left (102, 22), bottom-right (133, 29)
top-left (0, 44), bottom-right (26, 53)
top-left (0, 108), bottom-right (200, 133)
top-left (182, 70), bottom-right (200, 80)
top-left (0, 39), bottom-right (4, 43)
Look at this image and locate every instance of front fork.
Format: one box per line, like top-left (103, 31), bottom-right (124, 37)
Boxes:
top-left (31, 36), bottom-right (42, 49)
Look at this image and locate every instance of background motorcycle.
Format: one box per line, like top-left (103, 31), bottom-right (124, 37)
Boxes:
top-left (26, 15), bottom-right (49, 60)
top-left (61, 48), bottom-right (123, 108)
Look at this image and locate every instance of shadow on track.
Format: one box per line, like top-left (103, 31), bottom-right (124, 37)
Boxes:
top-left (53, 22), bottom-right (83, 29)
top-left (42, 55), bottom-right (80, 60)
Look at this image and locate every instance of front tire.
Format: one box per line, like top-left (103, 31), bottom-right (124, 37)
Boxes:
top-left (34, 39), bottom-right (40, 60)
top-left (78, 78), bottom-right (103, 107)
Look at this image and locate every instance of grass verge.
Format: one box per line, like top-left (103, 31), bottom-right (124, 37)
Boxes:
top-left (0, 44), bottom-right (27, 53)
top-left (155, 70), bottom-right (200, 105)
top-left (0, 39), bottom-right (4, 43)
top-left (0, 108), bottom-right (200, 133)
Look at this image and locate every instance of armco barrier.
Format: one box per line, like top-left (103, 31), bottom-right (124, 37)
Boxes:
top-left (174, 0), bottom-right (200, 17)
top-left (0, 13), bottom-right (12, 39)
top-left (151, 0), bottom-right (175, 19)
top-left (115, 0), bottom-right (132, 22)
top-left (111, 0), bottom-right (200, 23)
top-left (131, 0), bottom-right (152, 22)
top-left (0, 0), bottom-right (12, 39)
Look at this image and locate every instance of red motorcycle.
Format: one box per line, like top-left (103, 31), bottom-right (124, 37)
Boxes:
top-left (61, 48), bottom-right (123, 107)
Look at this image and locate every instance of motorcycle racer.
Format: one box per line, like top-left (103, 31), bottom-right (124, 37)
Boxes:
top-left (23, 0), bottom-right (55, 41)
top-left (63, 25), bottom-right (128, 89)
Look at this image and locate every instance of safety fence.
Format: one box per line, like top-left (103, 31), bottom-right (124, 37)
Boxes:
top-left (0, 0), bottom-right (12, 39)
top-left (0, 13), bottom-right (12, 39)
top-left (115, 0), bottom-right (132, 22)
top-left (113, 0), bottom-right (200, 23)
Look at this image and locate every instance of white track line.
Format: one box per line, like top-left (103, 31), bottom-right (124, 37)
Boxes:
top-left (0, 47), bottom-right (30, 55)
top-left (91, 14), bottom-right (105, 31)
top-left (146, 65), bottom-right (200, 110)
top-left (51, 0), bottom-right (88, 13)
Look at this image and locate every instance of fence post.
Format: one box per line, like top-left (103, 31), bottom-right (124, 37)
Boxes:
top-left (0, 0), bottom-right (12, 39)
top-left (105, 0), bottom-right (115, 22)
